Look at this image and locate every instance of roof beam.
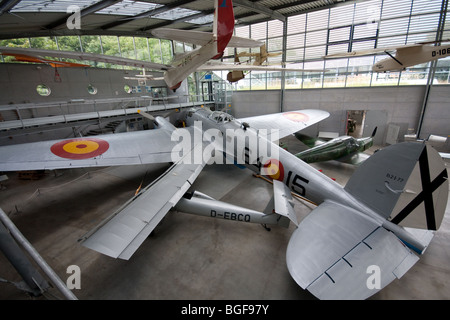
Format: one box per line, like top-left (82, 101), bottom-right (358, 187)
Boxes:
top-left (232, 0), bottom-right (286, 22)
top-left (0, 0), bottom-right (21, 16)
top-left (44, 0), bottom-right (122, 30)
top-left (270, 0), bottom-right (320, 11)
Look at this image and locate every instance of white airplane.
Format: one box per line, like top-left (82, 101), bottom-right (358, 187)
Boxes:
top-left (0, 105), bottom-right (447, 300)
top-left (325, 40), bottom-right (450, 72)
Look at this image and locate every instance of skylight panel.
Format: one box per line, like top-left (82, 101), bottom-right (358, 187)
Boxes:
top-left (96, 1), bottom-right (162, 16)
top-left (153, 7), bottom-right (200, 21)
top-left (186, 14), bottom-right (214, 25)
top-left (12, 0), bottom-right (100, 12)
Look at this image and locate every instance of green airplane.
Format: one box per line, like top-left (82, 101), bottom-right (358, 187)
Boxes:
top-left (294, 127), bottom-right (377, 165)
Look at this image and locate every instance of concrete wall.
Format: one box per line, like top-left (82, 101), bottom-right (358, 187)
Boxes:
top-left (0, 63), bottom-right (172, 106)
top-left (232, 85), bottom-right (450, 145)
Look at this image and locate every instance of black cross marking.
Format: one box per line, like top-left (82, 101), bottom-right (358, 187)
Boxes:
top-left (391, 146), bottom-right (448, 230)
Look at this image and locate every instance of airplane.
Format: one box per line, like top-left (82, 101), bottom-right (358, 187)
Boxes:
top-left (0, 52), bottom-right (90, 68)
top-left (324, 39), bottom-right (450, 72)
top-left (0, 105), bottom-right (447, 300)
top-left (236, 43), bottom-right (282, 66)
top-left (217, 44), bottom-right (282, 83)
top-left (294, 127), bottom-right (377, 165)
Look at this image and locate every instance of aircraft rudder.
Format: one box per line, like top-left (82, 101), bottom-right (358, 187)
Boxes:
top-left (215, 0), bottom-right (235, 53)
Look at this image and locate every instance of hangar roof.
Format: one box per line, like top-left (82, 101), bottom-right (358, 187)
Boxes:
top-left (0, 0), bottom-right (352, 39)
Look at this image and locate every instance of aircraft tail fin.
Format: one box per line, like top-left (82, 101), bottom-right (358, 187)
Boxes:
top-left (345, 142), bottom-right (448, 231)
top-left (214, 0), bottom-right (235, 53)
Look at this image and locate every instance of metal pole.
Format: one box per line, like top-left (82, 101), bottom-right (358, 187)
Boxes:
top-left (0, 221), bottom-right (49, 296)
top-left (417, 0), bottom-right (448, 139)
top-left (280, 20), bottom-right (288, 113)
top-left (0, 208), bottom-right (78, 300)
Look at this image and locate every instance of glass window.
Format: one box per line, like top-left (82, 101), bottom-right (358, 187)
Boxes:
top-left (287, 15), bottom-right (306, 35)
top-left (80, 36), bottom-right (101, 54)
top-left (119, 37), bottom-right (136, 59)
top-left (101, 36), bottom-right (120, 57)
top-left (87, 84), bottom-right (97, 95)
top-left (306, 10), bottom-right (329, 32)
top-left (160, 39), bottom-right (173, 64)
top-left (287, 33), bottom-right (305, 49)
top-left (267, 37), bottom-right (283, 52)
top-left (30, 37), bottom-right (57, 50)
top-left (36, 84), bottom-right (51, 96)
top-left (148, 38), bottom-right (162, 64)
top-left (57, 36), bottom-right (81, 52)
top-left (251, 22), bottom-right (267, 40)
top-left (286, 48), bottom-right (304, 62)
top-left (328, 27), bottom-right (350, 43)
top-left (135, 37), bottom-right (150, 61)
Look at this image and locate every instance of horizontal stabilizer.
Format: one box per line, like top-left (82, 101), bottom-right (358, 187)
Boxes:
top-left (272, 180), bottom-right (298, 226)
top-left (286, 200), bottom-right (419, 299)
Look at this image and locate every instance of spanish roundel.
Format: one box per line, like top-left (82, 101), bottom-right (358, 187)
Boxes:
top-left (51, 138), bottom-right (109, 160)
top-left (263, 159), bottom-right (284, 181)
top-left (283, 111), bottom-right (310, 123)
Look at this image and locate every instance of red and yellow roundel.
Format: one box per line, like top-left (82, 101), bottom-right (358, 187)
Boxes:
top-left (283, 112), bottom-right (309, 123)
top-left (263, 159), bottom-right (284, 181)
top-left (51, 138), bottom-right (109, 160)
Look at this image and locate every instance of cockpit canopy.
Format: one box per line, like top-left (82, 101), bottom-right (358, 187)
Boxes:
top-left (208, 111), bottom-right (234, 123)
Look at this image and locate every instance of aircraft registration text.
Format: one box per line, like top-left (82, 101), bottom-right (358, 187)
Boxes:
top-left (432, 47), bottom-right (450, 57)
top-left (210, 210), bottom-right (251, 222)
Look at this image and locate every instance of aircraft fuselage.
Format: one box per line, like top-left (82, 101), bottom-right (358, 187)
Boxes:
top-left (184, 108), bottom-right (383, 224)
top-left (373, 45), bottom-right (450, 72)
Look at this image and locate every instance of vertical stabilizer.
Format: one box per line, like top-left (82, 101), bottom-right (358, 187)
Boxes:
top-left (345, 142), bottom-right (448, 231)
top-left (214, 0), bottom-right (235, 53)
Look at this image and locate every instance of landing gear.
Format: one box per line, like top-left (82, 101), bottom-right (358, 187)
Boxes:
top-left (261, 224), bottom-right (271, 231)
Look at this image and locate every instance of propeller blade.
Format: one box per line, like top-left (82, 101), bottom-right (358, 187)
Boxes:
top-left (137, 109), bottom-right (155, 121)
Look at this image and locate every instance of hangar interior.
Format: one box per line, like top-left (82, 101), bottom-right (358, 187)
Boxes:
top-left (0, 0), bottom-right (449, 300)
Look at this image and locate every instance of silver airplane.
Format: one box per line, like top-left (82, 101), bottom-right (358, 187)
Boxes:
top-left (0, 107), bottom-right (447, 300)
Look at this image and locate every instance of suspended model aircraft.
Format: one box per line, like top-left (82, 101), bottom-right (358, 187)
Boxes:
top-left (0, 105), bottom-right (448, 299)
top-left (237, 43), bottom-right (282, 66)
top-left (325, 40), bottom-right (450, 72)
top-left (294, 127), bottom-right (377, 165)
top-left (0, 52), bottom-right (90, 68)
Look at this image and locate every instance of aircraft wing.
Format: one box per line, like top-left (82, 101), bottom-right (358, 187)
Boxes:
top-left (286, 200), bottom-right (419, 300)
top-left (238, 109), bottom-right (329, 141)
top-left (151, 28), bottom-right (262, 48)
top-left (324, 44), bottom-right (422, 59)
top-left (80, 136), bottom-right (209, 260)
top-left (0, 117), bottom-right (178, 171)
top-left (0, 47), bottom-right (173, 71)
top-left (197, 62), bottom-right (319, 72)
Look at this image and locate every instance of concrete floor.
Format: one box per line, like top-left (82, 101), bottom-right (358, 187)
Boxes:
top-left (0, 136), bottom-right (449, 300)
